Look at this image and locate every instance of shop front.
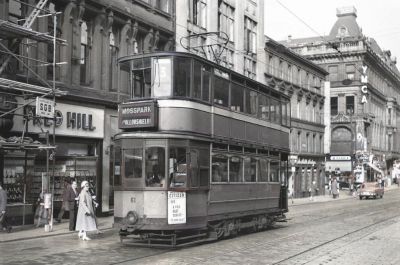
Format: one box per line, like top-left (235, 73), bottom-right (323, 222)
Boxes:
top-left (3, 100), bottom-right (105, 226)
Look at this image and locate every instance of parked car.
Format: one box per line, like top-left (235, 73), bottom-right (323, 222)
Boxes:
top-left (359, 182), bottom-right (384, 199)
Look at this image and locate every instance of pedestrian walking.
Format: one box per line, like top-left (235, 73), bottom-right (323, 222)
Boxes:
top-left (66, 180), bottom-right (79, 231)
top-left (56, 179), bottom-right (71, 223)
top-left (331, 178), bottom-right (339, 199)
top-left (76, 181), bottom-right (97, 240)
top-left (0, 183), bottom-right (12, 233)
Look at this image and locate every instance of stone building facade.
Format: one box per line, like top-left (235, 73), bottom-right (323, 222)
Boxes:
top-left (282, 6), bottom-right (400, 183)
top-left (0, 0), bottom-right (174, 219)
top-left (264, 38), bottom-right (328, 198)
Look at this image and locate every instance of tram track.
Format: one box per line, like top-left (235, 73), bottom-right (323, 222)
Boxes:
top-left (272, 212), bottom-right (400, 264)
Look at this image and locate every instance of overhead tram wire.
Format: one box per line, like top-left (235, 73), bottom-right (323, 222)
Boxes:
top-left (173, 28), bottom-right (326, 90)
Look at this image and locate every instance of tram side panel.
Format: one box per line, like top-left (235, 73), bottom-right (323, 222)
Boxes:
top-left (208, 183), bottom-right (281, 219)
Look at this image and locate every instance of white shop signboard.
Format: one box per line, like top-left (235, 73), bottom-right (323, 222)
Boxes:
top-left (12, 99), bottom-right (104, 138)
top-left (167, 191), bottom-right (186, 224)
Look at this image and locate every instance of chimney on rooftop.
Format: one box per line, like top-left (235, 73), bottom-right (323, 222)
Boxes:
top-left (336, 6), bottom-right (357, 17)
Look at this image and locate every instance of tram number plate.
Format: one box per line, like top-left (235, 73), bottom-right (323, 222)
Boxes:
top-left (167, 191), bottom-right (186, 224)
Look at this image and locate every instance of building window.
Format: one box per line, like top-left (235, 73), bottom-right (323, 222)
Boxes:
top-left (109, 32), bottom-right (118, 91)
top-left (218, 0), bottom-right (234, 41)
top-left (331, 97), bottom-right (338, 115)
top-left (328, 65), bottom-right (338, 82)
top-left (244, 56), bottom-right (256, 78)
top-left (154, 0), bottom-right (172, 14)
top-left (346, 96), bottom-right (354, 114)
top-left (244, 16), bottom-right (257, 54)
top-left (80, 21), bottom-right (89, 84)
top-left (190, 0), bottom-right (207, 28)
top-left (346, 64), bottom-right (355, 80)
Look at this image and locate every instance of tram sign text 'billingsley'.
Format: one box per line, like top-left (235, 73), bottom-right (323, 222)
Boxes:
top-left (118, 101), bottom-right (158, 129)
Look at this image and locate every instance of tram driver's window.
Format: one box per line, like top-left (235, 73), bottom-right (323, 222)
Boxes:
top-left (124, 148), bottom-right (143, 179)
top-left (145, 147), bottom-right (166, 187)
top-left (169, 147), bottom-right (187, 188)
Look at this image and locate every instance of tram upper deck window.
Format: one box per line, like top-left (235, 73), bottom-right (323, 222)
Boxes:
top-left (145, 146), bottom-right (166, 187)
top-left (231, 82), bottom-right (244, 112)
top-left (131, 58), bottom-right (152, 99)
top-left (174, 57), bottom-right (191, 97)
top-left (193, 61), bottom-right (211, 102)
top-left (214, 69), bottom-right (229, 107)
top-left (258, 94), bottom-right (270, 121)
top-left (245, 89), bottom-right (258, 116)
top-left (153, 58), bottom-right (172, 97)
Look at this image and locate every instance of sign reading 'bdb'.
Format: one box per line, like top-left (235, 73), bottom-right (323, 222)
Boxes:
top-left (118, 101), bottom-right (158, 129)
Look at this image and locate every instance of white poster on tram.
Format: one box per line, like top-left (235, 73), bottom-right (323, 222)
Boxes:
top-left (167, 191), bottom-right (186, 224)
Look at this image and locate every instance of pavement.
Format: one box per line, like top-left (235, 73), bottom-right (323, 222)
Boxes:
top-left (1, 184), bottom-right (398, 244)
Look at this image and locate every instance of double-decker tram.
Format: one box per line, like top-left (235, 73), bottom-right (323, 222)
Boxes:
top-left (113, 52), bottom-right (291, 247)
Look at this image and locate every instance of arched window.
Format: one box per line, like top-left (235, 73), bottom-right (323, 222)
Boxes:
top-left (338, 26), bottom-right (348, 37)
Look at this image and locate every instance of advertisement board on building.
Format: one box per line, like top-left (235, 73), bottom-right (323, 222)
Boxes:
top-left (118, 101), bottom-right (158, 129)
top-left (12, 99), bottom-right (104, 138)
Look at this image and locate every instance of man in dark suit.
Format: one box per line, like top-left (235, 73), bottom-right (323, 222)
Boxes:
top-left (0, 183), bottom-right (12, 232)
top-left (66, 180), bottom-right (79, 231)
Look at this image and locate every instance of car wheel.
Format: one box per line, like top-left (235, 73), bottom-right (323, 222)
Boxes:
top-left (359, 196), bottom-right (363, 200)
top-left (380, 195), bottom-right (383, 198)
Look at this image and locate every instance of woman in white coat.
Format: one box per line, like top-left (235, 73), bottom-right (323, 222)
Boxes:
top-left (76, 181), bottom-right (97, 240)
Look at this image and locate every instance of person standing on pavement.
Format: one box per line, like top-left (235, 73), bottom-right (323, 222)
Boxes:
top-left (56, 179), bottom-right (71, 223)
top-left (66, 180), bottom-right (79, 231)
top-left (331, 178), bottom-right (339, 199)
top-left (0, 183), bottom-right (12, 233)
top-left (76, 181), bottom-right (97, 240)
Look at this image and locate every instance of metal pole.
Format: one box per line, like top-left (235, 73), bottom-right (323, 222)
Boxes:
top-left (49, 13), bottom-right (57, 232)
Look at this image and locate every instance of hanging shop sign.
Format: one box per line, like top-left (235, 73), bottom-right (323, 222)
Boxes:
top-left (360, 65), bottom-right (368, 104)
top-left (118, 101), bottom-right (158, 129)
top-left (12, 99), bottom-right (104, 138)
top-left (35, 97), bottom-right (54, 118)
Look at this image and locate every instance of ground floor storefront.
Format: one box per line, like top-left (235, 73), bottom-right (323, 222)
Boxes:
top-left (1, 98), bottom-right (118, 226)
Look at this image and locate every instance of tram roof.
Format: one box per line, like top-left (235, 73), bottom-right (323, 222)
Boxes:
top-left (117, 51), bottom-right (290, 101)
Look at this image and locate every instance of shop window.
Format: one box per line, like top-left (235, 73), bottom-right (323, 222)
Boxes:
top-left (258, 158), bottom-right (268, 182)
top-left (230, 82), bottom-right (244, 112)
top-left (212, 154), bottom-right (228, 182)
top-left (124, 148), bottom-right (143, 179)
top-left (269, 161), bottom-right (279, 182)
top-left (145, 147), bottom-right (166, 187)
top-left (244, 157), bottom-right (257, 182)
top-left (174, 57), bottom-right (191, 97)
top-left (169, 146), bottom-right (187, 188)
top-left (229, 156), bottom-right (243, 182)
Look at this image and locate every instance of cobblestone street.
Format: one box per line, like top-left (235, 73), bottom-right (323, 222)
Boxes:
top-left (1, 189), bottom-right (400, 265)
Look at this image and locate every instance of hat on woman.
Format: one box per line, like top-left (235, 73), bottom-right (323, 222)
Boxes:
top-left (81, 180), bottom-right (88, 188)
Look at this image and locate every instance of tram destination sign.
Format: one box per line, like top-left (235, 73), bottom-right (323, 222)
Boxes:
top-left (118, 101), bottom-right (158, 129)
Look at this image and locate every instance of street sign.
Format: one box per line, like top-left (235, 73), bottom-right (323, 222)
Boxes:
top-left (36, 97), bottom-right (54, 118)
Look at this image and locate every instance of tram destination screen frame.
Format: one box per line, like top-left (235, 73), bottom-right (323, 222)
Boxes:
top-left (118, 101), bottom-right (158, 129)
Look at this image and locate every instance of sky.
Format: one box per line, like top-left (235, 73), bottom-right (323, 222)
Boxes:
top-left (264, 0), bottom-right (400, 60)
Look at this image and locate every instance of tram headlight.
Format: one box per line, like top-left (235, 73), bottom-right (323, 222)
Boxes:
top-left (126, 211), bottom-right (139, 225)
